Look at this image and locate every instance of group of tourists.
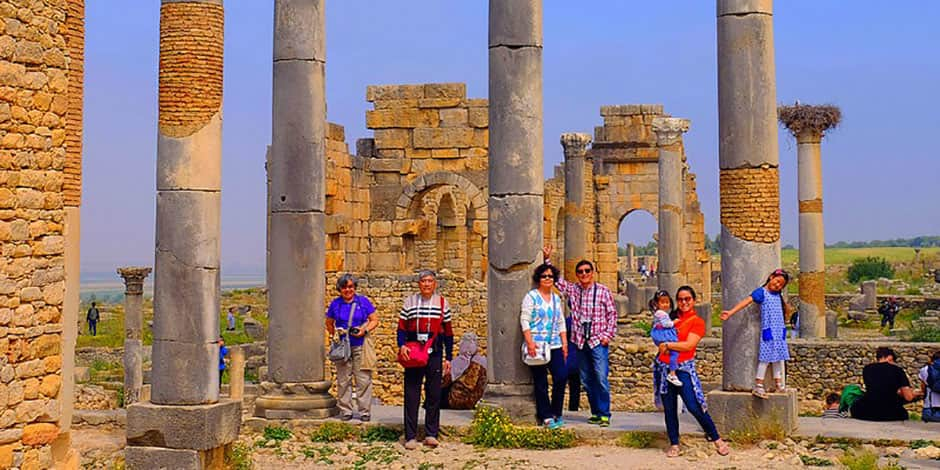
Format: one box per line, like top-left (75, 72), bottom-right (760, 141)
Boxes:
top-left (323, 254), bottom-right (939, 457)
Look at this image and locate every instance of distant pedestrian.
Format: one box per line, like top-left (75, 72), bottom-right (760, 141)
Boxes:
top-left (720, 269), bottom-right (793, 398)
top-left (218, 337), bottom-right (228, 391)
top-left (226, 307), bottom-right (237, 331)
top-left (879, 297), bottom-right (901, 329)
top-left (86, 302), bottom-right (100, 336)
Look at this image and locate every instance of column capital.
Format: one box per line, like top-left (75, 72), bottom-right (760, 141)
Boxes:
top-left (560, 132), bottom-right (592, 159)
top-left (777, 103), bottom-right (841, 142)
top-left (117, 267), bottom-right (152, 295)
top-left (651, 117), bottom-right (691, 146)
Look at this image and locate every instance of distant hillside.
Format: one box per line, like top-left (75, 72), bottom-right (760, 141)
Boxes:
top-left (825, 236), bottom-right (940, 249)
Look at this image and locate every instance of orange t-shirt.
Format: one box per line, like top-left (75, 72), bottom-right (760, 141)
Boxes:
top-left (658, 310), bottom-right (705, 364)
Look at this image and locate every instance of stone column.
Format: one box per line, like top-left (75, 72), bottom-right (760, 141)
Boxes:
top-left (118, 267), bottom-right (151, 406)
top-left (652, 117), bottom-right (690, 296)
top-left (561, 132), bottom-right (592, 280)
top-left (229, 346), bottom-right (245, 401)
top-left (256, 0), bottom-right (336, 418)
top-left (778, 104), bottom-right (840, 338)
top-left (486, 0), bottom-right (544, 417)
top-left (626, 243), bottom-right (635, 273)
top-left (709, 0), bottom-right (796, 436)
top-left (126, 2), bottom-right (240, 468)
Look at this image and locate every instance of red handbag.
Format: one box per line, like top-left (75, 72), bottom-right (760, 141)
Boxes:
top-left (398, 296), bottom-right (444, 368)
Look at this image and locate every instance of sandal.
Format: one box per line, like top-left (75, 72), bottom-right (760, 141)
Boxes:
top-left (751, 384), bottom-right (768, 399)
top-left (665, 445), bottom-right (681, 458)
top-left (714, 439), bottom-right (730, 456)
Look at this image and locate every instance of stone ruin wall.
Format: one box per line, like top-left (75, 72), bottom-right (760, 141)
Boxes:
top-left (543, 104), bottom-right (711, 302)
top-left (0, 0), bottom-right (83, 468)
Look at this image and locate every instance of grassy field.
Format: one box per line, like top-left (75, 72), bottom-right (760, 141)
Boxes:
top-left (781, 247), bottom-right (939, 265)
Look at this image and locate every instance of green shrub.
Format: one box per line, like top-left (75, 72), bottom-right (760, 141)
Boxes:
top-left (800, 455), bottom-right (833, 466)
top-left (847, 257), bottom-right (894, 284)
top-left (309, 422), bottom-right (358, 443)
top-left (618, 431), bottom-right (659, 448)
top-left (840, 449), bottom-right (880, 470)
top-left (262, 426), bottom-right (292, 443)
top-left (910, 439), bottom-right (938, 450)
top-left (907, 323), bottom-right (940, 342)
top-left (633, 320), bottom-right (652, 336)
top-left (224, 442), bottom-right (253, 470)
top-left (360, 426), bottom-right (402, 442)
top-left (725, 413), bottom-right (785, 446)
top-left (464, 406), bottom-right (576, 450)
top-left (301, 445), bottom-right (335, 465)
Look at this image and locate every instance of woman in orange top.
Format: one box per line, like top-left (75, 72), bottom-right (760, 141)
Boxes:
top-left (656, 286), bottom-right (730, 458)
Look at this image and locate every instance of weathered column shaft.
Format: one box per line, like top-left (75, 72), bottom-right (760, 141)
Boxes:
top-left (229, 346), bottom-right (245, 401)
top-left (119, 267), bottom-right (152, 406)
top-left (653, 118), bottom-right (690, 296)
top-left (152, 0), bottom-right (224, 405)
top-left (487, 0), bottom-right (544, 407)
top-left (797, 131), bottom-right (825, 337)
top-left (717, 0), bottom-right (781, 391)
top-left (561, 133), bottom-right (592, 280)
top-left (256, 0), bottom-right (336, 418)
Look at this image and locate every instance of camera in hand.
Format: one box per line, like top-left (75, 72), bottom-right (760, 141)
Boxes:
top-left (349, 327), bottom-right (361, 336)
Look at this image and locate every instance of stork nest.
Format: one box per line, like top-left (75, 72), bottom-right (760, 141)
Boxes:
top-left (777, 103), bottom-right (841, 136)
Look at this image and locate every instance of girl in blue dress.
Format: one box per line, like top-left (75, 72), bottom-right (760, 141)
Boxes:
top-left (720, 269), bottom-right (793, 398)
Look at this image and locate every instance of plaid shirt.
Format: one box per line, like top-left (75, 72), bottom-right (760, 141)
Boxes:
top-left (555, 276), bottom-right (617, 349)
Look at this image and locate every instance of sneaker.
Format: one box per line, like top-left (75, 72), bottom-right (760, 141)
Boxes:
top-left (360, 415), bottom-right (371, 422)
top-left (404, 439), bottom-right (419, 450)
top-left (598, 416), bottom-right (610, 427)
top-left (339, 414), bottom-right (353, 421)
top-left (554, 417), bottom-right (565, 427)
top-left (542, 418), bottom-right (554, 427)
top-left (666, 373), bottom-right (684, 387)
top-left (548, 418), bottom-right (564, 430)
top-left (587, 415), bottom-right (602, 425)
top-left (424, 436), bottom-right (439, 448)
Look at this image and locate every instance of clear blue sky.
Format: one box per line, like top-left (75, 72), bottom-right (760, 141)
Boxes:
top-left (81, 1), bottom-right (939, 273)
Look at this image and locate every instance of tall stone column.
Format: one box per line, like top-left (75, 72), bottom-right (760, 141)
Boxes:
top-left (652, 117), bottom-right (690, 296)
top-left (486, 0), bottom-right (544, 417)
top-left (118, 267), bottom-right (151, 406)
top-left (561, 132), bottom-right (592, 280)
top-left (126, 2), bottom-right (240, 468)
top-left (778, 104), bottom-right (840, 338)
top-left (709, 0), bottom-right (797, 435)
top-left (256, 0), bottom-right (336, 418)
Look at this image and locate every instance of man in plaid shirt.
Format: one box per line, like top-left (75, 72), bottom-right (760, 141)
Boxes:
top-left (543, 245), bottom-right (617, 426)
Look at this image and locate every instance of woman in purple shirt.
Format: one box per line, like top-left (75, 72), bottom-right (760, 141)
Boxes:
top-left (326, 274), bottom-right (378, 421)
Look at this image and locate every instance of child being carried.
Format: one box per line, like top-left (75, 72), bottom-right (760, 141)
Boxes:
top-left (650, 290), bottom-right (682, 387)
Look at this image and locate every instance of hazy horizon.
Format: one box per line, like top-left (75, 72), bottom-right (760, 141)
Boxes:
top-left (81, 1), bottom-right (939, 273)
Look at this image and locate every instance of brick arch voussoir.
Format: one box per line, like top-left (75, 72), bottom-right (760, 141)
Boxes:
top-left (396, 171), bottom-right (486, 220)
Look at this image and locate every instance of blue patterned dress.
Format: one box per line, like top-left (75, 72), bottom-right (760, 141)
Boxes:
top-left (752, 287), bottom-right (791, 363)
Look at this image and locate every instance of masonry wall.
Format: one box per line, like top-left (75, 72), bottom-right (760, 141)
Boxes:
top-left (0, 0), bottom-right (78, 467)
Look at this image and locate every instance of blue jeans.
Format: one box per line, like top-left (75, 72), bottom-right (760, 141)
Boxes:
top-left (578, 344), bottom-right (610, 418)
top-left (662, 370), bottom-right (720, 445)
top-left (923, 407), bottom-right (940, 423)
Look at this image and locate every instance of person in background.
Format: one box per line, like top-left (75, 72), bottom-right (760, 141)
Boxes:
top-left (226, 306), bottom-right (237, 331)
top-left (918, 349), bottom-right (940, 422)
top-left (850, 347), bottom-right (923, 421)
top-left (879, 297), bottom-right (901, 329)
top-left (440, 332), bottom-right (487, 410)
top-left (822, 392), bottom-right (847, 419)
top-left (86, 302), bottom-right (99, 336)
top-left (218, 337), bottom-right (228, 391)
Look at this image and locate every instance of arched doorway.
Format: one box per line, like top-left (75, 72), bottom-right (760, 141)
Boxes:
top-left (618, 209), bottom-right (657, 292)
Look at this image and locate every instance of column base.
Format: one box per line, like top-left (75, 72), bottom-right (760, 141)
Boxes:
top-left (481, 382), bottom-right (534, 423)
top-left (706, 389), bottom-right (799, 436)
top-left (253, 381), bottom-right (338, 419)
top-left (126, 399), bottom-right (241, 470)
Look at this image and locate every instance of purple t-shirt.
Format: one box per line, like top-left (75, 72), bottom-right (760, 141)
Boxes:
top-left (327, 295), bottom-right (376, 347)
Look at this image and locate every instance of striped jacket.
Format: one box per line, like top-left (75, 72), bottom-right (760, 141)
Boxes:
top-left (397, 292), bottom-right (455, 360)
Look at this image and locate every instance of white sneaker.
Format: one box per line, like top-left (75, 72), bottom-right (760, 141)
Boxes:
top-left (666, 373), bottom-right (683, 387)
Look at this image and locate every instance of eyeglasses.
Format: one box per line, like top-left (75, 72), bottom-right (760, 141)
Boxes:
top-left (540, 274), bottom-right (555, 280)
top-left (676, 297), bottom-right (694, 303)
top-left (340, 285), bottom-right (355, 290)
top-left (576, 268), bottom-right (593, 275)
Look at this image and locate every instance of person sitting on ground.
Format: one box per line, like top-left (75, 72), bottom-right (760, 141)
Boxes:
top-left (918, 349), bottom-right (940, 423)
top-left (822, 392), bottom-right (847, 419)
top-left (440, 332), bottom-right (487, 410)
top-left (850, 347), bottom-right (923, 421)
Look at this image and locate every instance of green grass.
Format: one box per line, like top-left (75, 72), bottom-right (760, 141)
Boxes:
top-left (781, 247), bottom-right (939, 266)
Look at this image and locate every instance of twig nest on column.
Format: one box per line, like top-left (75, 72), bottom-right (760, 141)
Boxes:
top-left (777, 103), bottom-right (841, 136)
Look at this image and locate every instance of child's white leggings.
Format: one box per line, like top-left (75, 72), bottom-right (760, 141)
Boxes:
top-left (756, 361), bottom-right (784, 380)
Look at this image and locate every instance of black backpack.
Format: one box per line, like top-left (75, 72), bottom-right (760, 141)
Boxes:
top-left (928, 359), bottom-right (940, 391)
